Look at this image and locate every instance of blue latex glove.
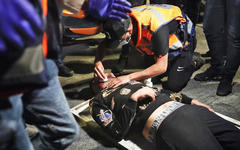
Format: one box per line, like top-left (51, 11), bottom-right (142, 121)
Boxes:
top-left (88, 0), bottom-right (132, 20)
top-left (0, 37), bottom-right (5, 52)
top-left (0, 0), bottom-right (42, 51)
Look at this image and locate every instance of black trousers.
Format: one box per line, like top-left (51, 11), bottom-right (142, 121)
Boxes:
top-left (157, 105), bottom-right (240, 150)
top-left (145, 50), bottom-right (195, 92)
top-left (167, 50), bottom-right (195, 92)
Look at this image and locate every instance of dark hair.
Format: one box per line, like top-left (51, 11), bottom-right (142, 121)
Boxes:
top-left (103, 18), bottom-right (131, 41)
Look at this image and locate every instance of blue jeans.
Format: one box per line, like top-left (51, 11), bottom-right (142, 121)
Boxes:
top-left (204, 0), bottom-right (240, 79)
top-left (0, 60), bottom-right (80, 150)
top-left (0, 95), bottom-right (34, 150)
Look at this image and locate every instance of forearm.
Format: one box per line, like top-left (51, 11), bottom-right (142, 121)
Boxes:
top-left (128, 65), bottom-right (165, 81)
top-left (128, 55), bottom-right (168, 81)
top-left (94, 42), bottom-right (107, 63)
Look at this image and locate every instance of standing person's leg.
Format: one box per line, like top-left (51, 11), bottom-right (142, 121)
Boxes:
top-left (194, 0), bottom-right (226, 81)
top-left (0, 95), bottom-right (34, 150)
top-left (183, 0), bottom-right (202, 26)
top-left (22, 60), bottom-right (80, 150)
top-left (217, 0), bottom-right (240, 96)
top-left (192, 105), bottom-right (240, 150)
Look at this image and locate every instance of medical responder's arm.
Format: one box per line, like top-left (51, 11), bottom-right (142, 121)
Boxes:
top-left (128, 54), bottom-right (168, 80)
top-left (107, 53), bottom-right (168, 88)
top-left (60, 0), bottom-right (131, 20)
top-left (94, 41), bottom-right (109, 80)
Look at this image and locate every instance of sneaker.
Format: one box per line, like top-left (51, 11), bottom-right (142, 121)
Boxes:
top-left (194, 66), bottom-right (222, 81)
top-left (216, 79), bottom-right (232, 96)
top-left (57, 63), bottom-right (74, 77)
top-left (192, 52), bottom-right (205, 71)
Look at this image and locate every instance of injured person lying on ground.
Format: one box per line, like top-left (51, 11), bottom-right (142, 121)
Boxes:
top-left (89, 73), bottom-right (240, 150)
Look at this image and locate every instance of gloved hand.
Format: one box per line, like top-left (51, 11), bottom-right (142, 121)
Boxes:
top-left (0, 0), bottom-right (42, 52)
top-left (0, 37), bottom-right (5, 52)
top-left (88, 0), bottom-right (132, 20)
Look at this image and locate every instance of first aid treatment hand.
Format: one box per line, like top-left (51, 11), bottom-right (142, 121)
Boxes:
top-left (0, 0), bottom-right (42, 52)
top-left (87, 0), bottom-right (132, 20)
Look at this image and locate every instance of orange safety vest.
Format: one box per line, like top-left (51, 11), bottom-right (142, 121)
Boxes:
top-left (41, 0), bottom-right (48, 57)
top-left (129, 5), bottom-right (186, 55)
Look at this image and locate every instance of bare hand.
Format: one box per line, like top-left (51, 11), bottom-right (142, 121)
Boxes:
top-left (130, 87), bottom-right (156, 102)
top-left (94, 61), bottom-right (107, 80)
top-left (106, 75), bottom-right (130, 88)
top-left (191, 99), bottom-right (214, 112)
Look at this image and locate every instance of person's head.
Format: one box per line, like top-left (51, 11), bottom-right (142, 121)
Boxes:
top-left (103, 18), bottom-right (133, 48)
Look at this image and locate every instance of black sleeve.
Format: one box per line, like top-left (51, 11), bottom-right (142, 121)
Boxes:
top-left (103, 38), bottom-right (120, 49)
top-left (160, 89), bottom-right (193, 104)
top-left (151, 20), bottom-right (179, 57)
top-left (151, 24), bottom-right (170, 57)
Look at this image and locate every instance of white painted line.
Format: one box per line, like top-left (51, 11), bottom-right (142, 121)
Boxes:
top-left (215, 112), bottom-right (240, 128)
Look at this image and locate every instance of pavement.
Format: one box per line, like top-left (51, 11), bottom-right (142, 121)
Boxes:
top-left (56, 24), bottom-right (240, 150)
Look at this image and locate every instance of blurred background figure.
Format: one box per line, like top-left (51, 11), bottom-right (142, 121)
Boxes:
top-left (0, 0), bottom-right (132, 149)
top-left (194, 0), bottom-right (240, 96)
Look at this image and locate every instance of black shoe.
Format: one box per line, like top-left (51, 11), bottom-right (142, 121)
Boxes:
top-left (194, 66), bottom-right (222, 81)
top-left (111, 55), bottom-right (128, 75)
top-left (216, 79), bottom-right (232, 96)
top-left (57, 63), bottom-right (74, 77)
top-left (192, 52), bottom-right (205, 71)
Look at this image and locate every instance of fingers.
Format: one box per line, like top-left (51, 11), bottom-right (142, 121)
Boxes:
top-left (108, 10), bottom-right (129, 20)
top-left (107, 79), bottom-right (119, 88)
top-left (2, 22), bottom-right (24, 48)
top-left (94, 67), bottom-right (106, 80)
top-left (109, 73), bottom-right (116, 78)
top-left (112, 2), bottom-right (132, 13)
top-left (137, 87), bottom-right (156, 101)
top-left (150, 92), bottom-right (156, 101)
top-left (94, 61), bottom-right (107, 80)
top-left (16, 0), bottom-right (42, 30)
top-left (114, 0), bottom-right (132, 9)
top-left (106, 78), bottom-right (123, 88)
top-left (205, 105), bottom-right (214, 112)
top-left (146, 87), bottom-right (156, 101)
top-left (19, 20), bottom-right (37, 41)
top-left (191, 100), bottom-right (215, 112)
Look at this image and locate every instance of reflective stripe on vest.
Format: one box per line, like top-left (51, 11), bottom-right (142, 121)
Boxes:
top-left (41, 0), bottom-right (48, 57)
top-left (129, 4), bottom-right (186, 55)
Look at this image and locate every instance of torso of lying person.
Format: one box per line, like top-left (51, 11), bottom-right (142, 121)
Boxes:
top-left (90, 81), bottom-right (193, 143)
